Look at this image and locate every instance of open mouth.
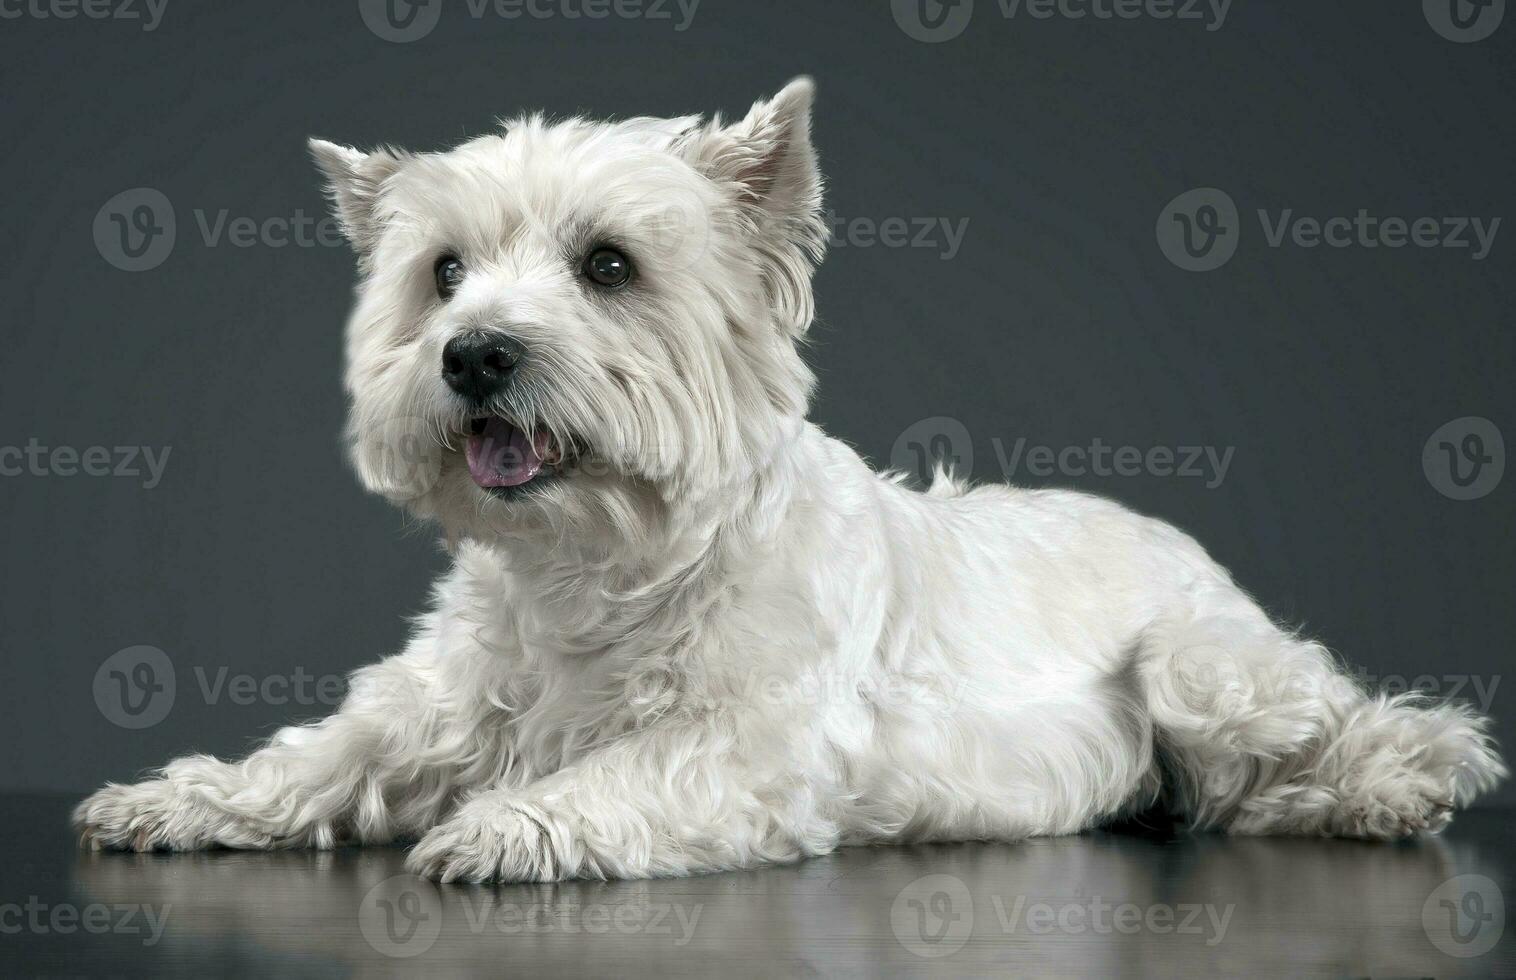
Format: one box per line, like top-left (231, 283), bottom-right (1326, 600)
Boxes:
top-left (464, 417), bottom-right (564, 495)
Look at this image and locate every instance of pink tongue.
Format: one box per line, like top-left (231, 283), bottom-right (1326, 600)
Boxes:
top-left (466, 418), bottom-right (545, 488)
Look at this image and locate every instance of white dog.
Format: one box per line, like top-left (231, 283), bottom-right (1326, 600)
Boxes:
top-left (76, 79), bottom-right (1505, 882)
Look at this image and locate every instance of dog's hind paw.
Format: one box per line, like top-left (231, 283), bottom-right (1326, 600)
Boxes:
top-left (1228, 768), bottom-right (1463, 840)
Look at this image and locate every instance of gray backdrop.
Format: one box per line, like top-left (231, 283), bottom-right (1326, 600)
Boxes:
top-left (1, 0), bottom-right (1512, 804)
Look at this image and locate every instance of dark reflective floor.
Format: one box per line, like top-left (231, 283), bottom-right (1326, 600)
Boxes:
top-left (1, 794), bottom-right (1511, 977)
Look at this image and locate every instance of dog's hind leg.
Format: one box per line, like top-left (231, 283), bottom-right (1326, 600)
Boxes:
top-left (1138, 584), bottom-right (1505, 839)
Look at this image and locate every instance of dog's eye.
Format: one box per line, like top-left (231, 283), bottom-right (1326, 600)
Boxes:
top-left (434, 256), bottom-right (465, 299)
top-left (583, 247), bottom-right (632, 289)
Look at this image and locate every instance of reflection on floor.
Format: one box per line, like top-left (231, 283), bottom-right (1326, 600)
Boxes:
top-left (1, 795), bottom-right (1510, 977)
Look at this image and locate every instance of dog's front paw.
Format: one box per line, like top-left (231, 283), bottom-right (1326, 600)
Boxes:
top-left (73, 781), bottom-right (273, 852)
top-left (407, 796), bottom-right (575, 883)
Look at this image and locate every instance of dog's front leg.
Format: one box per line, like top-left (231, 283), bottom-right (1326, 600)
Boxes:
top-left (75, 649), bottom-right (473, 852)
top-left (407, 717), bottom-right (826, 882)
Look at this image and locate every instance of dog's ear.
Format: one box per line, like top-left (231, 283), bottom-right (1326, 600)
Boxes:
top-left (681, 77), bottom-right (826, 335)
top-left (308, 139), bottom-right (404, 259)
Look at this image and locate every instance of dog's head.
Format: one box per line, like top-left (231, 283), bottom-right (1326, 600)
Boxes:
top-left (311, 78), bottom-right (824, 545)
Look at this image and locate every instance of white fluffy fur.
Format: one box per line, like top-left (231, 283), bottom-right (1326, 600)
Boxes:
top-left (76, 79), bottom-right (1506, 881)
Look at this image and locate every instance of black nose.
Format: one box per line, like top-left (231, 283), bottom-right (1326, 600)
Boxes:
top-left (441, 332), bottom-right (526, 402)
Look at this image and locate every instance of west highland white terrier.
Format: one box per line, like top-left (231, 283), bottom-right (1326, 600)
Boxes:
top-left (76, 79), bottom-right (1506, 881)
